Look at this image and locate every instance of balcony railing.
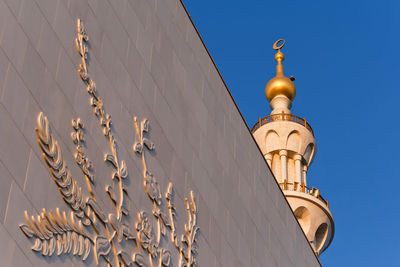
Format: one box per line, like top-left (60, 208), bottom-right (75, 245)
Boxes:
top-left (279, 181), bottom-right (329, 208)
top-left (251, 112), bottom-right (314, 136)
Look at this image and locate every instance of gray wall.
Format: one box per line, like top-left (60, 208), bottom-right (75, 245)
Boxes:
top-left (0, 0), bottom-right (320, 266)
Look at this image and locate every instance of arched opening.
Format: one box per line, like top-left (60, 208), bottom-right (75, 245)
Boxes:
top-left (265, 130), bottom-right (280, 152)
top-left (303, 143), bottom-right (315, 163)
top-left (314, 223), bottom-right (328, 253)
top-left (294, 206), bottom-right (311, 234)
top-left (286, 130), bottom-right (300, 151)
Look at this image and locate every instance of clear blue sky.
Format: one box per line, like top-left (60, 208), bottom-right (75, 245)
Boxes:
top-left (183, 1), bottom-right (400, 266)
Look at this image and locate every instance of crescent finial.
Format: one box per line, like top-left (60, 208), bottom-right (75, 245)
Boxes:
top-left (273, 39), bottom-right (285, 51)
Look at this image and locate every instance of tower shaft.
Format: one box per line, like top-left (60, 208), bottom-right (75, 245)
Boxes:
top-left (252, 39), bottom-right (334, 256)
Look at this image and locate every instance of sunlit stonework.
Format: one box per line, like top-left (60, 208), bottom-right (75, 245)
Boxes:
top-left (252, 39), bottom-right (334, 256)
top-left (19, 19), bottom-right (199, 267)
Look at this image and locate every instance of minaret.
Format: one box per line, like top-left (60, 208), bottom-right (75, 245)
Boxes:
top-left (252, 39), bottom-right (334, 256)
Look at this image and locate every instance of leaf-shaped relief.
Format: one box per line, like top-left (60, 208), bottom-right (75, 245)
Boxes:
top-left (56, 235), bottom-right (63, 255)
top-left (86, 198), bottom-right (107, 223)
top-left (74, 151), bottom-right (84, 165)
top-left (54, 167), bottom-right (70, 187)
top-left (144, 171), bottom-right (162, 205)
top-left (178, 191), bottom-right (200, 266)
top-left (20, 209), bottom-right (93, 261)
top-left (43, 141), bottom-right (62, 170)
top-left (71, 118), bottom-right (79, 130)
top-left (108, 214), bottom-right (123, 242)
top-left (61, 233), bottom-right (68, 253)
top-left (191, 226), bottom-right (199, 245)
top-left (133, 142), bottom-right (143, 154)
top-left (104, 153), bottom-right (118, 169)
top-left (83, 237), bottom-right (91, 261)
top-left (32, 238), bottom-right (42, 252)
top-left (136, 211), bottom-right (159, 257)
top-left (143, 138), bottom-right (155, 151)
top-left (36, 112), bottom-right (51, 145)
top-left (102, 124), bottom-right (108, 136)
top-left (106, 184), bottom-right (117, 204)
top-left (71, 131), bottom-right (78, 145)
top-left (161, 249), bottom-right (171, 266)
top-left (20, 224), bottom-right (34, 238)
top-left (66, 232), bottom-right (73, 253)
top-left (133, 253), bottom-right (147, 267)
top-left (121, 197), bottom-right (129, 217)
top-left (90, 97), bottom-right (99, 115)
top-left (77, 235), bottom-right (84, 256)
top-left (76, 19), bottom-right (88, 49)
top-left (94, 235), bottom-right (111, 259)
top-left (86, 80), bottom-right (96, 94)
top-left (25, 19), bottom-right (204, 266)
top-left (35, 113), bottom-right (89, 219)
top-left (122, 225), bottom-right (136, 241)
top-left (78, 65), bottom-right (89, 81)
top-left (118, 251), bottom-right (132, 266)
top-left (119, 160), bottom-right (128, 179)
top-left (71, 118), bottom-right (96, 192)
top-left (49, 237), bottom-right (56, 256)
top-left (61, 182), bottom-right (73, 199)
top-left (165, 183), bottom-right (173, 202)
top-left (43, 239), bottom-right (50, 256)
top-left (72, 232), bottom-right (79, 255)
top-left (141, 119), bottom-right (150, 132)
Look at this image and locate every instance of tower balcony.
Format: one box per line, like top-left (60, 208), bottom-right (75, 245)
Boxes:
top-left (278, 181), bottom-right (334, 256)
top-left (251, 112), bottom-right (314, 136)
top-left (278, 182), bottom-right (329, 208)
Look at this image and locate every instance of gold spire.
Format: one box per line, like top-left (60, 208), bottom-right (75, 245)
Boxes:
top-left (265, 39), bottom-right (296, 103)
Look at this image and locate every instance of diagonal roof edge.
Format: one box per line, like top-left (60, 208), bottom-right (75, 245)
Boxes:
top-left (178, 1), bottom-right (323, 265)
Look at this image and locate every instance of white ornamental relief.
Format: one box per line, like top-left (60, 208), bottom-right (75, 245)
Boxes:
top-left (133, 117), bottom-right (199, 267)
top-left (19, 19), bottom-right (199, 267)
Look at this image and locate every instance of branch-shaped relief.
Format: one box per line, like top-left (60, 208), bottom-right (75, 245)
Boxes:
top-left (71, 118), bottom-right (96, 200)
top-left (165, 184), bottom-right (199, 267)
top-left (180, 192), bottom-right (199, 266)
top-left (20, 18), bottom-right (199, 267)
top-left (133, 118), bottom-right (200, 267)
top-left (76, 18), bottom-right (128, 222)
top-left (26, 112), bottom-right (117, 264)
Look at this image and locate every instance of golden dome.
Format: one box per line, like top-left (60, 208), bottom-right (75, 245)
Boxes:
top-left (265, 39), bottom-right (296, 102)
top-left (265, 76), bottom-right (296, 101)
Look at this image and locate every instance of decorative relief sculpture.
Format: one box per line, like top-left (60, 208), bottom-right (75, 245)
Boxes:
top-left (20, 209), bottom-right (92, 260)
top-left (71, 118), bottom-right (95, 199)
top-left (133, 118), bottom-right (199, 267)
top-left (34, 112), bottom-right (105, 225)
top-left (19, 19), bottom-right (199, 266)
top-left (76, 19), bottom-right (128, 221)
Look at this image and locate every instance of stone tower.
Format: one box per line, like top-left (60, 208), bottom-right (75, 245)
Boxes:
top-left (252, 39), bottom-right (334, 256)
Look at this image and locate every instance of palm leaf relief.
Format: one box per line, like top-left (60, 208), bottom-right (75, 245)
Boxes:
top-left (21, 18), bottom-right (201, 267)
top-left (35, 112), bottom-right (106, 225)
top-left (19, 208), bottom-right (92, 260)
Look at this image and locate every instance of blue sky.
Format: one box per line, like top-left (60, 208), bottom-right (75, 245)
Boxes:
top-left (183, 1), bottom-right (400, 266)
